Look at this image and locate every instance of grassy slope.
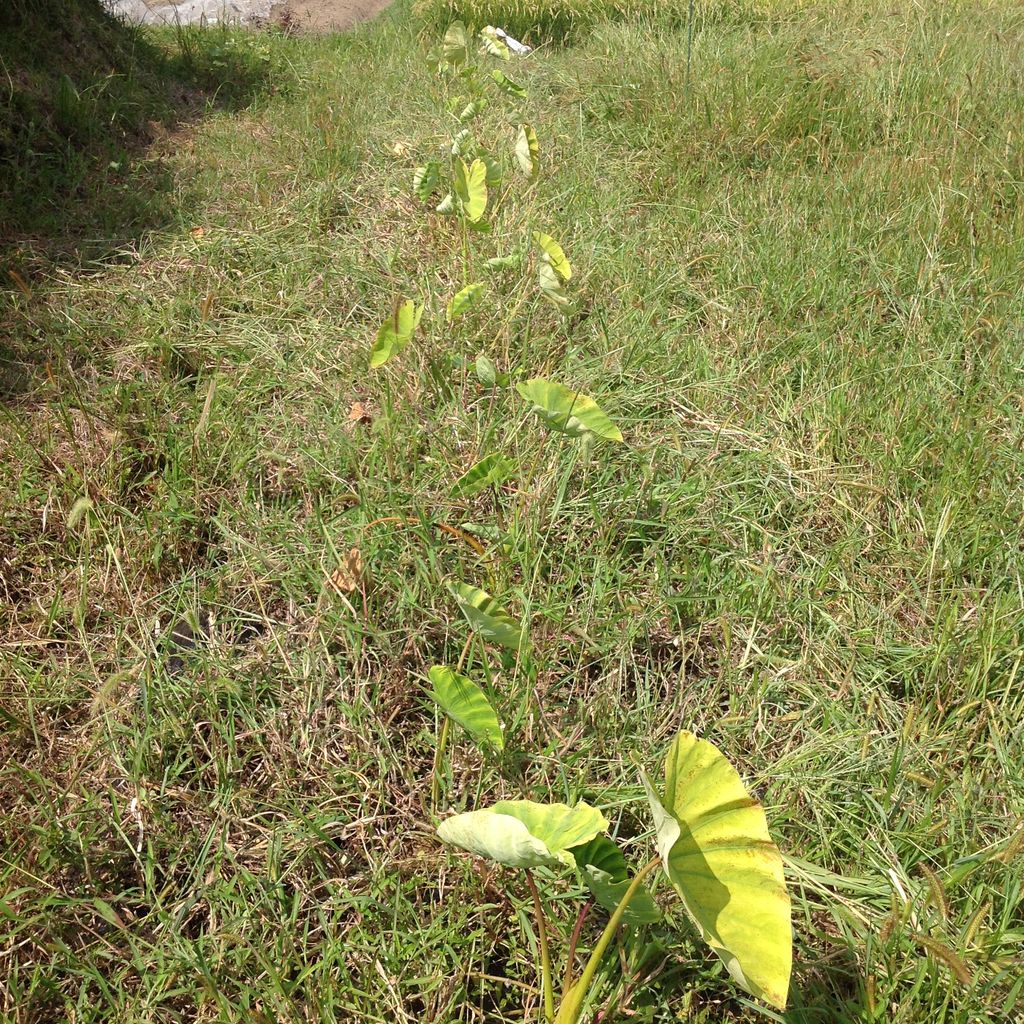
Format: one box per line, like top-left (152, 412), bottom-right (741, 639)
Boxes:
top-left (2, 2), bottom-right (1023, 1021)
top-left (0, 0), bottom-right (284, 262)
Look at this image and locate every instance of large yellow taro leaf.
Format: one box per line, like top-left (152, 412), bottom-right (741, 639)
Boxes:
top-left (643, 731), bottom-right (792, 1009)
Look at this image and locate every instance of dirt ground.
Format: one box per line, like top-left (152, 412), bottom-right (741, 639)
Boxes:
top-left (272, 0), bottom-right (395, 31)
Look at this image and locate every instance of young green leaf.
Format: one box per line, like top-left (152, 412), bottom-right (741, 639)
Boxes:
top-left (642, 731), bottom-right (793, 1009)
top-left (515, 124), bottom-right (538, 180)
top-left (438, 800), bottom-right (608, 869)
top-left (474, 353), bottom-right (509, 387)
top-left (571, 835), bottom-right (662, 925)
top-left (479, 152), bottom-right (503, 187)
top-left (479, 26), bottom-right (510, 59)
top-left (451, 452), bottom-right (516, 499)
top-left (485, 254), bottom-right (520, 273)
top-left (447, 282), bottom-right (485, 320)
top-left (475, 354), bottom-right (498, 386)
top-left (458, 98), bottom-right (489, 123)
top-left (442, 21), bottom-right (470, 67)
top-left (449, 580), bottom-right (526, 653)
top-left (491, 70), bottom-right (527, 99)
top-left (534, 231), bottom-right (572, 281)
top-left (453, 158), bottom-right (487, 222)
top-left (451, 128), bottom-right (476, 158)
top-left (436, 193), bottom-right (455, 215)
top-left (413, 161), bottom-right (441, 203)
top-left (516, 378), bottom-right (623, 441)
top-left (428, 666), bottom-right (504, 751)
top-left (370, 299), bottom-right (424, 368)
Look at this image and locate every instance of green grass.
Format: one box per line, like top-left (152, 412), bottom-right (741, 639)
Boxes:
top-left (2, 1), bottom-right (1023, 1021)
top-left (413, 0), bottom-right (818, 43)
top-left (0, 0), bottom-right (288, 257)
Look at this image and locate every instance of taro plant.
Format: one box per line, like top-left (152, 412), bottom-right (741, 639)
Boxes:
top-left (371, 19), bottom-right (564, 375)
top-left (428, 579), bottom-right (530, 810)
top-left (437, 730), bottom-right (793, 1020)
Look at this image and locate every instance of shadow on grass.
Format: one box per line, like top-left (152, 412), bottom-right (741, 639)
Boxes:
top-left (0, 0), bottom-right (289, 397)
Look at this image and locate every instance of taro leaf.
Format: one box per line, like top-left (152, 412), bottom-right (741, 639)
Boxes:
top-left (475, 353), bottom-right (498, 386)
top-left (515, 124), bottom-right (538, 180)
top-left (449, 580), bottom-right (526, 653)
top-left (447, 282), bottom-right (485, 319)
top-left (570, 835), bottom-right (662, 926)
top-left (485, 254), bottom-right (520, 273)
top-left (480, 152), bottom-right (503, 187)
top-left (443, 21), bottom-right (470, 67)
top-left (428, 665), bottom-right (504, 751)
top-left (413, 161), bottom-right (441, 203)
top-left (438, 800), bottom-right (608, 869)
top-left (491, 70), bottom-right (527, 99)
top-left (474, 353), bottom-right (509, 387)
top-left (534, 231), bottom-right (572, 281)
top-left (370, 299), bottom-right (424, 368)
top-left (453, 158), bottom-right (487, 222)
top-left (451, 452), bottom-right (516, 499)
top-left (516, 378), bottom-right (623, 442)
top-left (537, 260), bottom-right (570, 308)
top-left (451, 128), bottom-right (476, 158)
top-left (436, 193), bottom-right (455, 215)
top-left (479, 26), bottom-right (510, 59)
top-left (459, 97), bottom-right (489, 123)
top-left (642, 731), bottom-right (792, 1010)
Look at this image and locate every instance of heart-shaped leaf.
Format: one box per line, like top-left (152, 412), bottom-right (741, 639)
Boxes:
top-left (443, 21), bottom-right (470, 67)
top-left (534, 231), bottom-right (572, 281)
top-left (475, 353), bottom-right (498, 386)
top-left (413, 161), bottom-right (441, 203)
top-left (451, 452), bottom-right (516, 499)
top-left (479, 26), bottom-right (510, 59)
top-left (485, 254), bottom-right (520, 273)
top-left (458, 98), bottom-right (489, 123)
top-left (515, 124), bottom-right (538, 180)
top-left (571, 835), bottom-right (662, 925)
top-left (451, 128), bottom-right (476, 158)
top-left (516, 378), bottom-right (623, 442)
top-left (537, 261), bottom-right (570, 308)
top-left (439, 800), bottom-right (608, 869)
top-left (474, 354), bottom-right (509, 387)
top-left (491, 70), bottom-right (527, 99)
top-left (453, 158), bottom-right (487, 222)
top-left (370, 299), bottom-right (424, 368)
top-left (449, 580), bottom-right (526, 653)
top-left (479, 152), bottom-right (503, 187)
top-left (447, 282), bottom-right (485, 319)
top-left (642, 731), bottom-right (792, 1009)
top-left (428, 666), bottom-right (504, 752)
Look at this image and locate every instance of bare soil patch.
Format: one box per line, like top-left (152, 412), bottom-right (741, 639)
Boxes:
top-left (273, 0), bottom-right (394, 31)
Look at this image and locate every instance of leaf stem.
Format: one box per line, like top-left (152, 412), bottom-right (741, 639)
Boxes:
top-left (430, 714), bottom-right (450, 812)
top-left (562, 899), bottom-right (593, 997)
top-left (525, 869), bottom-right (554, 1024)
top-left (554, 857), bottom-right (661, 1024)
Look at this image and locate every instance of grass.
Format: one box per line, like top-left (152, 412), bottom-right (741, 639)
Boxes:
top-left (0, 0), bottom-right (287, 260)
top-left (2, 0), bottom-right (1024, 1021)
top-left (412, 0), bottom-right (819, 43)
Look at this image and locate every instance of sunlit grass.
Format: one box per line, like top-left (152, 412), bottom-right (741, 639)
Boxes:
top-left (2, 1), bottom-right (1023, 1021)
